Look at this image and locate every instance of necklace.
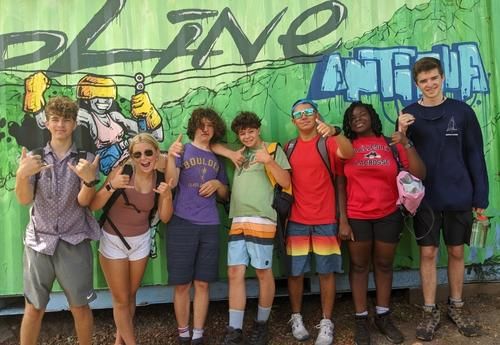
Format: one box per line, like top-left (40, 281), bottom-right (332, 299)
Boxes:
top-left (418, 96), bottom-right (446, 106)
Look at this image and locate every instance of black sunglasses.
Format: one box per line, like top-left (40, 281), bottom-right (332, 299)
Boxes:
top-left (131, 149), bottom-right (154, 159)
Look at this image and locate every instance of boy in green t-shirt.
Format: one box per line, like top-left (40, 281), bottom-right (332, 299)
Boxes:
top-left (221, 112), bottom-right (291, 345)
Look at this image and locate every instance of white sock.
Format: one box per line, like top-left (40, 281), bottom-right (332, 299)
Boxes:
top-left (178, 326), bottom-right (190, 338)
top-left (192, 328), bottom-right (204, 340)
top-left (376, 306), bottom-right (389, 315)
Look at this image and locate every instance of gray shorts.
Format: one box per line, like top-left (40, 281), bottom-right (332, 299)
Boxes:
top-left (23, 240), bottom-right (96, 310)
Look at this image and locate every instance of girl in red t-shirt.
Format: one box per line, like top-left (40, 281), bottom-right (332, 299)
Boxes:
top-left (337, 102), bottom-right (425, 345)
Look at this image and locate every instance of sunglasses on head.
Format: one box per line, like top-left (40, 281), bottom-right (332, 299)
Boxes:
top-left (292, 107), bottom-right (316, 119)
top-left (131, 149), bottom-right (154, 159)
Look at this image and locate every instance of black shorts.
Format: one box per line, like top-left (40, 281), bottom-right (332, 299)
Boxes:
top-left (348, 210), bottom-right (404, 243)
top-left (414, 209), bottom-right (473, 246)
top-left (166, 215), bottom-right (220, 285)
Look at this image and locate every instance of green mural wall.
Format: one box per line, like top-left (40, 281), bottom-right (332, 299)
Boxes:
top-left (0, 0), bottom-right (499, 297)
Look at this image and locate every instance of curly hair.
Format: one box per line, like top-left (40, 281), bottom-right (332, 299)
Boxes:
top-left (45, 96), bottom-right (78, 121)
top-left (342, 102), bottom-right (383, 140)
top-left (231, 111), bottom-right (261, 133)
top-left (186, 107), bottom-right (226, 143)
top-left (412, 57), bottom-right (443, 82)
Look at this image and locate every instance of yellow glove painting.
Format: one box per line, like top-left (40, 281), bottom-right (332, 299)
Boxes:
top-left (131, 92), bottom-right (162, 130)
top-left (23, 71), bottom-right (50, 113)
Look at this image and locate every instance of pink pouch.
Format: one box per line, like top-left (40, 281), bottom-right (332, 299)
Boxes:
top-left (396, 170), bottom-right (425, 216)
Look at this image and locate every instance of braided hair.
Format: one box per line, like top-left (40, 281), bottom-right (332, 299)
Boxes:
top-left (342, 102), bottom-right (383, 140)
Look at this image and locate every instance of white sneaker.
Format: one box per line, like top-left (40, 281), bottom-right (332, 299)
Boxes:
top-left (288, 313), bottom-right (310, 341)
top-left (315, 318), bottom-right (334, 345)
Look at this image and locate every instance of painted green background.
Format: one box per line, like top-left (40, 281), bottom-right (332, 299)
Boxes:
top-left (0, 0), bottom-right (498, 296)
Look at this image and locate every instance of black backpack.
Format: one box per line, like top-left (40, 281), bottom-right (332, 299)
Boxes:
top-left (99, 164), bottom-right (165, 258)
top-left (285, 136), bottom-right (335, 182)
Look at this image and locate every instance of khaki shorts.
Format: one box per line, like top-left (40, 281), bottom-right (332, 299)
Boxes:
top-left (23, 240), bottom-right (96, 309)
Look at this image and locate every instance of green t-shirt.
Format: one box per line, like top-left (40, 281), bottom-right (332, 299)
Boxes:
top-left (229, 142), bottom-right (291, 221)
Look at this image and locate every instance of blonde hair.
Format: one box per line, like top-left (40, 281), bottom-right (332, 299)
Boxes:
top-left (128, 133), bottom-right (160, 154)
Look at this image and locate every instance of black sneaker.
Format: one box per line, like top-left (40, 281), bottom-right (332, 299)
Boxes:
top-left (221, 327), bottom-right (245, 345)
top-left (447, 300), bottom-right (480, 337)
top-left (192, 337), bottom-right (205, 345)
top-left (374, 311), bottom-right (404, 344)
top-left (246, 320), bottom-right (269, 345)
top-left (354, 315), bottom-right (371, 345)
top-left (415, 305), bottom-right (440, 341)
top-left (178, 336), bottom-right (191, 344)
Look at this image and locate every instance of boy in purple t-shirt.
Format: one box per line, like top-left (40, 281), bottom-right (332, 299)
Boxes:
top-left (166, 108), bottom-right (229, 345)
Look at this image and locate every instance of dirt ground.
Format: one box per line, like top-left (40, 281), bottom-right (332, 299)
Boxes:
top-left (1, 291), bottom-right (499, 345)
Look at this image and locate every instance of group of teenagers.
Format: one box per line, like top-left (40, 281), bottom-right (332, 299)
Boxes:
top-left (15, 56), bottom-right (489, 345)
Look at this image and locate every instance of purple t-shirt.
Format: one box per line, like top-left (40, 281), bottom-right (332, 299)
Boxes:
top-left (174, 143), bottom-right (228, 225)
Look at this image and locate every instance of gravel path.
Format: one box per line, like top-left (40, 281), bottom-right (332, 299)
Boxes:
top-left (1, 291), bottom-right (499, 344)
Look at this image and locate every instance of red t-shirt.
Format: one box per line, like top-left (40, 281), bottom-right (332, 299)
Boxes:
top-left (288, 135), bottom-right (341, 225)
top-left (341, 135), bottom-right (409, 219)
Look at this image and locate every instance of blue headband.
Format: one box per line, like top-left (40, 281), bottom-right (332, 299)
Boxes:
top-left (291, 99), bottom-right (319, 114)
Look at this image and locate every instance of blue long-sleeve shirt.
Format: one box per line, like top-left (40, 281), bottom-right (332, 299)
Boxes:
top-left (402, 98), bottom-right (489, 210)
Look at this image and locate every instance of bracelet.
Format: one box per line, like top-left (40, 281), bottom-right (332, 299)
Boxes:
top-left (332, 126), bottom-right (342, 136)
top-left (105, 182), bottom-right (115, 192)
top-left (83, 179), bottom-right (100, 187)
top-left (404, 140), bottom-right (414, 149)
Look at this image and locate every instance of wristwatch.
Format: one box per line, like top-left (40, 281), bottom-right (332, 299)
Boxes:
top-left (83, 179), bottom-right (100, 187)
top-left (105, 183), bottom-right (115, 192)
top-left (404, 140), bottom-right (414, 149)
top-left (332, 126), bottom-right (342, 136)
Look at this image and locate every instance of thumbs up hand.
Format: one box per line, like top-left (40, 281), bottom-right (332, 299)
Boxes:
top-left (316, 118), bottom-right (337, 137)
top-left (168, 133), bottom-right (184, 158)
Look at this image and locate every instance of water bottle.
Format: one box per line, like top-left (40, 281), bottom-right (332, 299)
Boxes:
top-left (470, 213), bottom-right (490, 248)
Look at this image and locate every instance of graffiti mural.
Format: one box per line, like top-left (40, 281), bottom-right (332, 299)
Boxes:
top-left (0, 0), bottom-right (499, 296)
top-left (16, 71), bottom-right (164, 174)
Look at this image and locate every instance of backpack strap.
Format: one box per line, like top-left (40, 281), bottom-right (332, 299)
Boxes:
top-left (316, 136), bottom-right (340, 221)
top-left (265, 142), bottom-right (278, 188)
top-left (383, 136), bottom-right (403, 172)
top-left (31, 146), bottom-right (45, 197)
top-left (75, 149), bottom-right (88, 162)
top-left (147, 170), bottom-right (164, 227)
top-left (265, 142), bottom-right (292, 195)
top-left (284, 139), bottom-right (297, 160)
top-left (98, 164), bottom-right (132, 228)
top-left (316, 136), bottom-right (334, 183)
top-left (98, 164), bottom-right (134, 250)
